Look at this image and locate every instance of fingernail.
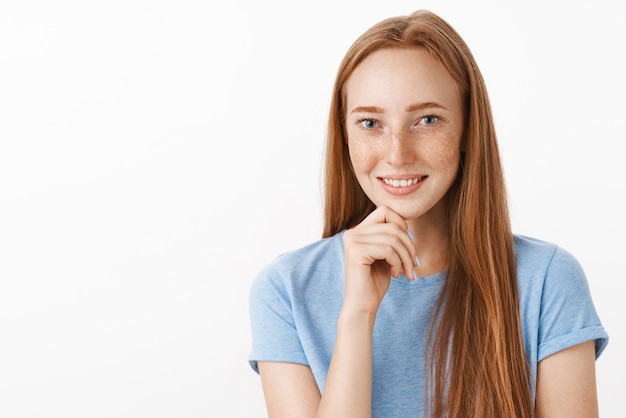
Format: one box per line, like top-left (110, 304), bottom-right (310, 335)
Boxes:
top-left (415, 255), bottom-right (421, 267)
top-left (413, 269), bottom-right (418, 280)
top-left (407, 229), bottom-right (415, 240)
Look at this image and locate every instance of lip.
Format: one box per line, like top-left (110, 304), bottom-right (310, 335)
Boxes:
top-left (377, 175), bottom-right (427, 196)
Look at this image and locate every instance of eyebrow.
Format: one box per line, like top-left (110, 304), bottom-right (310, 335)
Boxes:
top-left (349, 102), bottom-right (448, 114)
top-left (406, 102), bottom-right (448, 112)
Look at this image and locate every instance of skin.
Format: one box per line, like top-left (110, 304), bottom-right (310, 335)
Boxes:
top-left (258, 47), bottom-right (600, 417)
top-left (535, 340), bottom-right (599, 418)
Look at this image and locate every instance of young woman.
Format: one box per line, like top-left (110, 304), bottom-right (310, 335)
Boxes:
top-left (248, 10), bottom-right (608, 418)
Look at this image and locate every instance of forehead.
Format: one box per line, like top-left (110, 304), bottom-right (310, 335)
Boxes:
top-left (344, 47), bottom-right (461, 111)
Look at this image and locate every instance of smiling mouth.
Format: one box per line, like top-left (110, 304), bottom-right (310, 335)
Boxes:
top-left (382, 177), bottom-right (425, 188)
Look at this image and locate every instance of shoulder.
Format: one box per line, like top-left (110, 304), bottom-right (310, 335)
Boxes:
top-left (275, 230), bottom-right (346, 271)
top-left (250, 231), bottom-right (346, 296)
top-left (513, 234), bottom-right (591, 304)
top-left (513, 234), bottom-right (582, 279)
top-left (513, 233), bottom-right (590, 309)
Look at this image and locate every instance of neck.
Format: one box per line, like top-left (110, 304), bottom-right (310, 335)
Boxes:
top-left (406, 199), bottom-right (450, 277)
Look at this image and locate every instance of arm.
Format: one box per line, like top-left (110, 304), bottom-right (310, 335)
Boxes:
top-left (258, 311), bottom-right (375, 418)
top-left (257, 207), bottom-right (417, 418)
top-left (535, 340), bottom-right (599, 418)
top-left (258, 362), bottom-right (321, 417)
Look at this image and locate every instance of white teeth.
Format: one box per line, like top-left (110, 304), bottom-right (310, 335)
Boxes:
top-left (383, 177), bottom-right (422, 187)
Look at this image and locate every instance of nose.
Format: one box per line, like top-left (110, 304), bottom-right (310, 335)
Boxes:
top-left (385, 128), bottom-right (415, 166)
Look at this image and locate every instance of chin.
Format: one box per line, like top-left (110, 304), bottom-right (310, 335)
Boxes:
top-left (381, 201), bottom-right (426, 221)
top-left (379, 195), bottom-right (448, 222)
top-left (397, 209), bottom-right (425, 221)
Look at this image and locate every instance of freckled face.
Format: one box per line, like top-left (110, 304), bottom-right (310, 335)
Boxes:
top-left (344, 47), bottom-right (464, 222)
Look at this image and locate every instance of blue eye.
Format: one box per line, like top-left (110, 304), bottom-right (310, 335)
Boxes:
top-left (420, 115), bottom-right (439, 125)
top-left (359, 119), bottom-right (378, 129)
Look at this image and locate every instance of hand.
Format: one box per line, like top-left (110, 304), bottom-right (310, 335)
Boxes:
top-left (342, 206), bottom-right (417, 316)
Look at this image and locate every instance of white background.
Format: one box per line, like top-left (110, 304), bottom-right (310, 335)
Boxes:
top-left (1, 0), bottom-right (624, 417)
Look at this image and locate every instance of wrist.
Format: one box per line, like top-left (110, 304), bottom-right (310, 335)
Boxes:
top-left (338, 307), bottom-right (377, 331)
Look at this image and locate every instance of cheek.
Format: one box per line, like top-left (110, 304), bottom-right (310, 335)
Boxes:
top-left (427, 136), bottom-right (461, 174)
top-left (348, 141), bottom-right (377, 174)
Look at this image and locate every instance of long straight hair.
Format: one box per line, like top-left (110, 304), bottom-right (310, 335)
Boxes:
top-left (322, 10), bottom-right (533, 417)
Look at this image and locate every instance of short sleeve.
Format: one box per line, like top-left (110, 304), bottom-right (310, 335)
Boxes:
top-left (248, 258), bottom-right (309, 373)
top-left (537, 247), bottom-right (608, 362)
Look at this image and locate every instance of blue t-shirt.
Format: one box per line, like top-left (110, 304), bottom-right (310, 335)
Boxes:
top-left (248, 232), bottom-right (608, 416)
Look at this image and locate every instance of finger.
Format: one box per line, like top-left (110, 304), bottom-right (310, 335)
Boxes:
top-left (349, 226), bottom-right (416, 278)
top-left (356, 221), bottom-right (417, 271)
top-left (374, 207), bottom-right (419, 273)
top-left (357, 206), bottom-right (416, 257)
top-left (359, 241), bottom-right (405, 278)
top-left (359, 205), bottom-right (408, 230)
